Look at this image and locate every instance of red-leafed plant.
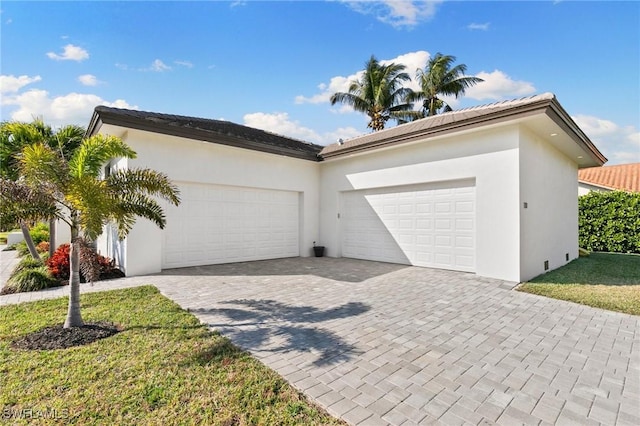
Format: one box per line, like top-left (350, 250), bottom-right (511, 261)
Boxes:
top-left (47, 243), bottom-right (124, 283)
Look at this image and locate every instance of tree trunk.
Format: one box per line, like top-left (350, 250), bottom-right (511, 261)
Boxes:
top-left (64, 221), bottom-right (83, 328)
top-left (19, 221), bottom-right (41, 261)
top-left (49, 218), bottom-right (56, 258)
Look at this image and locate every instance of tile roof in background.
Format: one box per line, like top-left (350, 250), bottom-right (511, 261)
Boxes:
top-left (578, 163), bottom-right (640, 192)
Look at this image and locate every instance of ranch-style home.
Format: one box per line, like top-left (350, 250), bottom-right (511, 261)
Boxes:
top-left (88, 93), bottom-right (606, 283)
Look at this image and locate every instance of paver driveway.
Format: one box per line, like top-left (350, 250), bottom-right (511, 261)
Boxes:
top-left (1, 257), bottom-right (638, 425)
top-left (154, 258), bottom-right (639, 425)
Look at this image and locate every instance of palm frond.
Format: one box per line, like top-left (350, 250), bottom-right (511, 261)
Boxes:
top-left (69, 134), bottom-right (136, 179)
top-left (106, 168), bottom-right (180, 205)
top-left (20, 143), bottom-right (68, 187)
top-left (0, 178), bottom-right (58, 224)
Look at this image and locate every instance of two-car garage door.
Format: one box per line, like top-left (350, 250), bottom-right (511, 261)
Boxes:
top-left (341, 180), bottom-right (475, 272)
top-left (162, 182), bottom-right (299, 269)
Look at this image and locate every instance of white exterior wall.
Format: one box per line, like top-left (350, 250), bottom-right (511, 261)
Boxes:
top-left (97, 129), bottom-right (320, 276)
top-left (319, 126), bottom-right (522, 282)
top-left (578, 182), bottom-right (611, 196)
top-left (518, 126), bottom-right (578, 281)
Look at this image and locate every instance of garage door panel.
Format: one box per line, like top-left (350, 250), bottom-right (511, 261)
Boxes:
top-left (341, 181), bottom-right (475, 273)
top-left (162, 183), bottom-right (299, 269)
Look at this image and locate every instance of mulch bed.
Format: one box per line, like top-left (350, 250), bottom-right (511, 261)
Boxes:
top-left (11, 322), bottom-right (122, 350)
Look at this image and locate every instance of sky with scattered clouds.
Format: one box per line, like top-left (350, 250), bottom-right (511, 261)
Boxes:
top-left (1, 1), bottom-right (638, 163)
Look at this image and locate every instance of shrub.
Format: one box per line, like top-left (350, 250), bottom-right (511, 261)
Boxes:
top-left (15, 241), bottom-right (30, 257)
top-left (47, 243), bottom-right (124, 283)
top-left (29, 222), bottom-right (50, 245)
top-left (579, 191), bottom-right (640, 254)
top-left (2, 257), bottom-right (60, 295)
top-left (36, 241), bottom-right (50, 254)
top-left (2, 267), bottom-right (59, 294)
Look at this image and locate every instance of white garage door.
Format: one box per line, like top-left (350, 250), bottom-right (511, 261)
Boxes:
top-left (341, 180), bottom-right (475, 272)
top-left (162, 183), bottom-right (299, 269)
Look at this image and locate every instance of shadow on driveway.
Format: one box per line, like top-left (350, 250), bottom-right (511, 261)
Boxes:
top-left (159, 256), bottom-right (409, 283)
top-left (190, 299), bottom-right (370, 366)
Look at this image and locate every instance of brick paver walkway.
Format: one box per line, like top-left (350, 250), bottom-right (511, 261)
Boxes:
top-left (1, 257), bottom-right (639, 425)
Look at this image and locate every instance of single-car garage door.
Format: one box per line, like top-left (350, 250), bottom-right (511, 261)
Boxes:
top-left (162, 182), bottom-right (299, 269)
top-left (341, 180), bottom-right (475, 272)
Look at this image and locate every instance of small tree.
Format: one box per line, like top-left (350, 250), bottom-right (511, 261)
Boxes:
top-left (19, 135), bottom-right (180, 327)
top-left (1, 120), bottom-right (84, 258)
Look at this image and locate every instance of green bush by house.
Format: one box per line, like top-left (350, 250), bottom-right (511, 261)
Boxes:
top-left (579, 191), bottom-right (640, 254)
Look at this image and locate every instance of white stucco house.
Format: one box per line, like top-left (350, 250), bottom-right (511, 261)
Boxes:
top-left (89, 93), bottom-right (606, 283)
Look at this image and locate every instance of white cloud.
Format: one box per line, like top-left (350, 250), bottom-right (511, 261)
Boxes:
top-left (148, 59), bottom-right (171, 72)
top-left (341, 0), bottom-right (443, 28)
top-left (465, 70), bottom-right (536, 100)
top-left (77, 74), bottom-right (100, 86)
top-left (46, 44), bottom-right (89, 62)
top-left (174, 60), bottom-right (194, 68)
top-left (467, 22), bottom-right (490, 31)
top-left (0, 74), bottom-right (42, 94)
top-left (2, 89), bottom-right (137, 126)
top-left (573, 114), bottom-right (640, 164)
top-left (243, 111), bottom-right (361, 146)
top-left (296, 50), bottom-right (430, 107)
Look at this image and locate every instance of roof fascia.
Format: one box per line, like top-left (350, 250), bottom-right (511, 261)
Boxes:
top-left (93, 109), bottom-right (321, 162)
top-left (320, 97), bottom-right (555, 160)
top-left (545, 99), bottom-right (607, 165)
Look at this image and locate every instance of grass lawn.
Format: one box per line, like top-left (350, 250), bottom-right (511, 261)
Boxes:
top-left (518, 252), bottom-right (640, 315)
top-left (0, 231), bottom-right (9, 245)
top-left (0, 286), bottom-right (343, 425)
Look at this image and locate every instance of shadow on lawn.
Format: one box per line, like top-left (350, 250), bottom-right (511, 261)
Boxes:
top-left (190, 299), bottom-right (370, 366)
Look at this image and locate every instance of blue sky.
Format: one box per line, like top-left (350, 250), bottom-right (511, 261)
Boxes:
top-left (1, 1), bottom-right (638, 163)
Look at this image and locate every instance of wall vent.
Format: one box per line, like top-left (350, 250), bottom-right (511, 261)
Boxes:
top-left (566, 253), bottom-right (569, 261)
top-left (544, 260), bottom-right (549, 271)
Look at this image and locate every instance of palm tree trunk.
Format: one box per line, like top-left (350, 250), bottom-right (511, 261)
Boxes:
top-left (49, 218), bottom-right (56, 258)
top-left (64, 220), bottom-right (83, 328)
top-left (19, 221), bottom-right (41, 261)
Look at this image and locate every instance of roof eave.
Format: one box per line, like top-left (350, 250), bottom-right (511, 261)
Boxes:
top-left (320, 97), bottom-right (556, 160)
top-left (319, 96), bottom-right (608, 166)
top-left (92, 108), bottom-right (321, 162)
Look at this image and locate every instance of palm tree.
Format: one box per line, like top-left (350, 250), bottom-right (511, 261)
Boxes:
top-left (330, 55), bottom-right (419, 131)
top-left (19, 135), bottom-right (180, 327)
top-left (408, 53), bottom-right (484, 117)
top-left (0, 120), bottom-right (85, 258)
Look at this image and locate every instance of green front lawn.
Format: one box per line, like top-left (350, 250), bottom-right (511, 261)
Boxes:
top-left (0, 286), bottom-right (343, 425)
top-left (518, 253), bottom-right (640, 315)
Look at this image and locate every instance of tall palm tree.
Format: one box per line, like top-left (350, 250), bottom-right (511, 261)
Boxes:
top-left (330, 55), bottom-right (418, 131)
top-left (19, 135), bottom-right (180, 327)
top-left (408, 53), bottom-right (484, 117)
top-left (0, 120), bottom-right (85, 259)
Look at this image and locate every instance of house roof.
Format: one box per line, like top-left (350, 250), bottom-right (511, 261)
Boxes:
top-left (320, 93), bottom-right (606, 167)
top-left (578, 163), bottom-right (640, 192)
top-left (87, 106), bottom-right (324, 161)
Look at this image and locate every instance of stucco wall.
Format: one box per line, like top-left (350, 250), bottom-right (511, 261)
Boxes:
top-left (319, 125), bottom-right (522, 282)
top-left (97, 128), bottom-right (320, 276)
top-left (518, 126), bottom-right (578, 281)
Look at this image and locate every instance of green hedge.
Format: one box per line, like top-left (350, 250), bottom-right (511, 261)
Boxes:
top-left (579, 191), bottom-right (640, 254)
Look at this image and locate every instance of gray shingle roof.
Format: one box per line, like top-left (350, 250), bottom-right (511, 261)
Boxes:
top-left (89, 106), bottom-right (324, 161)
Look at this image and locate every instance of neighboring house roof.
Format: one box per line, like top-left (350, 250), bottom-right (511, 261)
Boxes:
top-left (87, 106), bottom-right (324, 161)
top-left (320, 93), bottom-right (606, 167)
top-left (578, 163), bottom-right (640, 192)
